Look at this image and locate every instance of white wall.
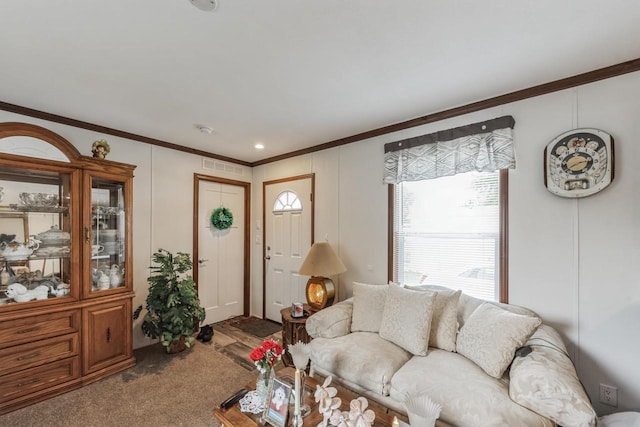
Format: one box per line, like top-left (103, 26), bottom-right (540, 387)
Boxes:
top-left (250, 71), bottom-right (640, 415)
top-left (0, 109), bottom-right (253, 349)
top-left (3, 69), bottom-right (638, 415)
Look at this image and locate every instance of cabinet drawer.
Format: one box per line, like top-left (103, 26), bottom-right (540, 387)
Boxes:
top-left (0, 333), bottom-right (79, 376)
top-left (0, 357), bottom-right (80, 403)
top-left (0, 310), bottom-right (80, 349)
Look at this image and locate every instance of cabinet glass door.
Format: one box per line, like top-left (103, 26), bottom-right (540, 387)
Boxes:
top-left (0, 166), bottom-right (75, 306)
top-left (90, 177), bottom-right (126, 293)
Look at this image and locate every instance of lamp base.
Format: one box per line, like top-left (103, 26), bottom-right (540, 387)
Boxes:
top-left (305, 277), bottom-right (335, 311)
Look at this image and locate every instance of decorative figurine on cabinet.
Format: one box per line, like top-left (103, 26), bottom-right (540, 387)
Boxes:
top-left (91, 139), bottom-right (111, 159)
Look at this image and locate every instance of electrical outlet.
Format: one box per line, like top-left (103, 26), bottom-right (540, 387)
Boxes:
top-left (599, 384), bottom-right (618, 407)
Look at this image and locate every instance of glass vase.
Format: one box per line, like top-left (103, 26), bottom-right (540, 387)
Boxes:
top-left (255, 367), bottom-right (275, 401)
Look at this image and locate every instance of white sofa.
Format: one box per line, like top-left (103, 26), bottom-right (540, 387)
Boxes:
top-left (306, 283), bottom-right (596, 427)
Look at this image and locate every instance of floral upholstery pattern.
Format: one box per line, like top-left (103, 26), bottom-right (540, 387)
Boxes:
top-left (456, 302), bottom-right (541, 378)
top-left (306, 298), bottom-right (353, 339)
top-left (379, 285), bottom-right (436, 356)
top-left (309, 332), bottom-right (412, 396)
top-left (350, 282), bottom-right (389, 333)
top-left (408, 285), bottom-right (461, 352)
top-left (308, 285), bottom-right (594, 427)
top-left (509, 325), bottom-right (597, 427)
top-left (390, 348), bottom-right (553, 427)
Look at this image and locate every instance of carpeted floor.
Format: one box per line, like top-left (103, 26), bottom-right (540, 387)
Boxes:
top-left (0, 341), bottom-right (255, 427)
top-left (229, 316), bottom-right (282, 338)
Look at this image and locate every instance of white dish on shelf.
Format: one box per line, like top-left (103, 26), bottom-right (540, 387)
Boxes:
top-left (19, 192), bottom-right (59, 207)
top-left (102, 242), bottom-right (119, 253)
top-left (2, 254), bottom-right (30, 261)
top-left (34, 246), bottom-right (70, 257)
top-left (36, 225), bottom-right (70, 247)
top-left (98, 229), bottom-right (118, 242)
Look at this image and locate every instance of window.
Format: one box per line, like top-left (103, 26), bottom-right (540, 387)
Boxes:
top-left (273, 190), bottom-right (302, 213)
top-left (391, 170), bottom-right (506, 302)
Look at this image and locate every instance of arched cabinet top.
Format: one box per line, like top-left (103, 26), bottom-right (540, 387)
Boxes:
top-left (0, 122), bottom-right (82, 163)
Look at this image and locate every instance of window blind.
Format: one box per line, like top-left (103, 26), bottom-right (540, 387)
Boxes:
top-left (393, 171), bottom-right (500, 301)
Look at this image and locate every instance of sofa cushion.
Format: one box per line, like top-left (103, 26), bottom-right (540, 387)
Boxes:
top-left (407, 285), bottom-right (460, 352)
top-left (509, 325), bottom-right (597, 427)
top-left (351, 282), bottom-right (388, 333)
top-left (306, 298), bottom-right (353, 339)
top-left (407, 284), bottom-right (538, 329)
top-left (389, 349), bottom-right (553, 427)
top-left (379, 285), bottom-right (436, 356)
top-left (457, 302), bottom-right (541, 378)
top-left (458, 291), bottom-right (538, 329)
top-left (309, 332), bottom-right (412, 396)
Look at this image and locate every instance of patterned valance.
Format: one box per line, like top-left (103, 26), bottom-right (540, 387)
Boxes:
top-left (383, 116), bottom-right (516, 184)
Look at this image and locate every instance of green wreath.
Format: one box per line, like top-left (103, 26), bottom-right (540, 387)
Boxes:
top-left (211, 207), bottom-right (233, 230)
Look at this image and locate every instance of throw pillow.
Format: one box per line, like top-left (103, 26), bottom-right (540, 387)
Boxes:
top-left (456, 302), bottom-right (541, 378)
top-left (429, 289), bottom-right (461, 352)
top-left (406, 285), bottom-right (461, 352)
top-left (379, 285), bottom-right (436, 356)
top-left (350, 282), bottom-right (389, 333)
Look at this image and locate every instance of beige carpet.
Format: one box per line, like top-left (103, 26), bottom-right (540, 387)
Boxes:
top-left (0, 341), bottom-right (255, 427)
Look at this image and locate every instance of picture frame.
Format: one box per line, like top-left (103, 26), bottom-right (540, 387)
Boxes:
top-left (262, 377), bottom-right (292, 427)
top-left (291, 302), bottom-right (304, 318)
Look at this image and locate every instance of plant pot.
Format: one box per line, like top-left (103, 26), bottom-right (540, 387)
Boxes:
top-left (167, 336), bottom-right (187, 353)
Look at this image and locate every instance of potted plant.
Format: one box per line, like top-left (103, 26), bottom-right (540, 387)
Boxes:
top-left (134, 249), bottom-right (206, 353)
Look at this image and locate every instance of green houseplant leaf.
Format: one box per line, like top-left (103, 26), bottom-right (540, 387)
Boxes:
top-left (134, 249), bottom-right (206, 353)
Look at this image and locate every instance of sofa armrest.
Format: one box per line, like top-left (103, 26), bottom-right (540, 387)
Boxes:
top-left (305, 298), bottom-right (353, 339)
top-left (509, 324), bottom-right (596, 427)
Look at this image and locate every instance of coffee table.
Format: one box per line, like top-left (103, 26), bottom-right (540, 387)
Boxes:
top-left (214, 367), bottom-right (450, 426)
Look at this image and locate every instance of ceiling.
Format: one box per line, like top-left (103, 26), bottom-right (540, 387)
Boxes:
top-left (1, 1), bottom-right (639, 164)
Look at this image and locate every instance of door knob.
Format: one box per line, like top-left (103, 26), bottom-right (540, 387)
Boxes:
top-left (265, 255), bottom-right (271, 260)
top-left (198, 259), bottom-right (209, 264)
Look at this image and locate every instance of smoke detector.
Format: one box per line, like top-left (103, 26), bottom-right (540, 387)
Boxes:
top-left (189, 0), bottom-right (218, 12)
top-left (195, 124), bottom-right (215, 134)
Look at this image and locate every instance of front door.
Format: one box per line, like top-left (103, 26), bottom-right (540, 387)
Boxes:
top-left (263, 175), bottom-right (314, 322)
top-left (195, 175), bottom-right (249, 323)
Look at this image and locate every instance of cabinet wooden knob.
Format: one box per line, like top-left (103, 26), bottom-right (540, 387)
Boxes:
top-left (18, 378), bottom-right (39, 388)
top-left (17, 352), bottom-right (41, 361)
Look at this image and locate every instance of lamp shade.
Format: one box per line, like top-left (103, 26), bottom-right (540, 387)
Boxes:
top-left (298, 242), bottom-right (346, 277)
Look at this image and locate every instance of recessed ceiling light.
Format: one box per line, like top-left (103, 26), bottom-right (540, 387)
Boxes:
top-left (255, 143), bottom-right (265, 150)
top-left (195, 124), bottom-right (214, 134)
top-left (189, 0), bottom-right (218, 12)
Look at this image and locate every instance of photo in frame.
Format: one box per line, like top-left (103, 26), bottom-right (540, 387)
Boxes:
top-left (262, 377), bottom-right (292, 427)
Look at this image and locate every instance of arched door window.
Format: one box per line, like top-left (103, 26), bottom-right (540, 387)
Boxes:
top-left (272, 190), bottom-right (302, 213)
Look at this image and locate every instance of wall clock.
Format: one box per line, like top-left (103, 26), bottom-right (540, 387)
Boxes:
top-left (544, 128), bottom-right (614, 198)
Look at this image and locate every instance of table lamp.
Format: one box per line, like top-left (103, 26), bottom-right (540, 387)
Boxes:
top-left (298, 242), bottom-right (346, 311)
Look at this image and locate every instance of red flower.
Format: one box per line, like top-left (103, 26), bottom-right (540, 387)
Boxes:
top-left (262, 339), bottom-right (277, 351)
top-left (250, 347), bottom-right (266, 362)
top-left (249, 339), bottom-right (284, 369)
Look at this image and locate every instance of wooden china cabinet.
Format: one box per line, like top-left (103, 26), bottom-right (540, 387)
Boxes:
top-left (0, 122), bottom-right (135, 414)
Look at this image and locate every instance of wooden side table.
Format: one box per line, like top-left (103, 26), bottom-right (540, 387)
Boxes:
top-left (280, 305), bottom-right (313, 367)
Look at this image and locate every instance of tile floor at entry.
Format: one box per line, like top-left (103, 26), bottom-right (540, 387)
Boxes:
top-left (211, 316), bottom-right (282, 371)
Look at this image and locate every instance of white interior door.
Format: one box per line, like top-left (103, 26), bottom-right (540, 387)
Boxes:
top-left (264, 177), bottom-right (313, 322)
top-left (198, 181), bottom-right (245, 323)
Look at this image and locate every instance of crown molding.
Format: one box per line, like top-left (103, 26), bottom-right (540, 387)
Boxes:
top-left (2, 57), bottom-right (639, 168)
